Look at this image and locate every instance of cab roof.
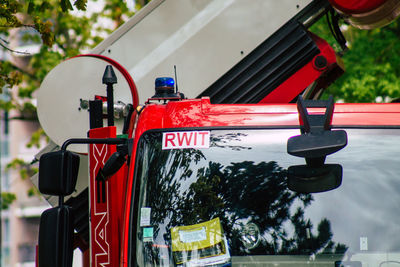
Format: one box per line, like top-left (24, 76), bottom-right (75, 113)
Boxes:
top-left (134, 97), bottom-right (400, 137)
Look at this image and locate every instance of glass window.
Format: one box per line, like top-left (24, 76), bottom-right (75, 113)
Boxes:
top-left (1, 139), bottom-right (9, 158)
top-left (18, 243), bottom-right (36, 263)
top-left (1, 170), bottom-right (10, 191)
top-left (3, 218), bottom-right (10, 245)
top-left (2, 247), bottom-right (10, 267)
top-left (2, 218), bottom-right (10, 267)
top-left (130, 129), bottom-right (400, 267)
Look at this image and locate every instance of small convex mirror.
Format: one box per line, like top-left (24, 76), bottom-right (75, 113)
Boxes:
top-left (287, 164), bottom-right (342, 193)
top-left (39, 150), bottom-right (80, 196)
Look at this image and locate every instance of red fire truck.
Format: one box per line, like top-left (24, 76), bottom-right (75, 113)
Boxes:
top-left (35, 0), bottom-right (400, 266)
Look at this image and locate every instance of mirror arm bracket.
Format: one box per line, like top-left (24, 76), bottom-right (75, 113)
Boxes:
top-left (287, 95), bottom-right (347, 166)
top-left (61, 137), bottom-right (127, 151)
top-left (297, 95), bottom-right (334, 134)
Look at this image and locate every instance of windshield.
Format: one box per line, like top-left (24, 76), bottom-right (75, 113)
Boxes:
top-left (130, 129), bottom-right (400, 267)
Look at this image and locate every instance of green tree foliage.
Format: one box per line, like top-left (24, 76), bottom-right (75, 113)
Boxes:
top-left (1, 0), bottom-right (137, 104)
top-left (311, 19), bottom-right (400, 102)
top-left (0, 0), bottom-right (145, 209)
top-left (1, 192), bottom-right (16, 209)
top-left (6, 158), bottom-right (38, 180)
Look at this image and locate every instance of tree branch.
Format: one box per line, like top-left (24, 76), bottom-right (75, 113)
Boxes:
top-left (0, 39), bottom-right (31, 55)
top-left (0, 36), bottom-right (10, 44)
top-left (8, 116), bottom-right (38, 121)
top-left (0, 24), bottom-right (36, 29)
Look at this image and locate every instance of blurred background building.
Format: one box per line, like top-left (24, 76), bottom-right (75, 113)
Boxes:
top-left (1, 35), bottom-right (50, 265)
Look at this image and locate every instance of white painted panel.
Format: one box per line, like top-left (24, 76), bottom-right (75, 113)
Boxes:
top-left (95, 0), bottom-right (313, 103)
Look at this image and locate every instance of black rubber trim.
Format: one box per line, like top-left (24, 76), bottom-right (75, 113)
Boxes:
top-left (198, 19), bottom-right (320, 104)
top-left (128, 138), bottom-right (144, 267)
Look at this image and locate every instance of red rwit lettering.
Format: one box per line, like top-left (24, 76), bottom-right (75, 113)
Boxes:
top-left (163, 131), bottom-right (210, 149)
top-left (177, 132), bottom-right (193, 146)
top-left (165, 133), bottom-right (176, 147)
top-left (199, 132), bottom-right (208, 146)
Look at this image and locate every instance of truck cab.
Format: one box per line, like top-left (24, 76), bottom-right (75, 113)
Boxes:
top-left (123, 97), bottom-right (400, 267)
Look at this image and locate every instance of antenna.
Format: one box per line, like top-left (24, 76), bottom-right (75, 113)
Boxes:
top-left (174, 65), bottom-right (178, 94)
top-left (102, 65), bottom-right (118, 127)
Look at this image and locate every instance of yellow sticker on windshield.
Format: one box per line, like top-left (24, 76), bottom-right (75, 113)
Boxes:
top-left (170, 217), bottom-right (223, 252)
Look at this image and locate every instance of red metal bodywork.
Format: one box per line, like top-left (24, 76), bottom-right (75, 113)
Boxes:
top-left (75, 53), bottom-right (138, 267)
top-left (88, 127), bottom-right (128, 267)
top-left (118, 97), bottom-right (400, 266)
top-left (259, 34), bottom-right (344, 103)
top-left (328, 0), bottom-right (400, 30)
top-left (329, 0), bottom-right (387, 14)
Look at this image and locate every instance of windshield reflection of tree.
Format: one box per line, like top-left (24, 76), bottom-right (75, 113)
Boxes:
top-left (142, 132), bottom-right (347, 260)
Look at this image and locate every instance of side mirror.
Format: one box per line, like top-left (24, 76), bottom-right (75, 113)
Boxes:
top-left (287, 96), bottom-right (347, 193)
top-left (287, 164), bottom-right (342, 193)
top-left (38, 206), bottom-right (74, 267)
top-left (39, 150), bottom-right (80, 195)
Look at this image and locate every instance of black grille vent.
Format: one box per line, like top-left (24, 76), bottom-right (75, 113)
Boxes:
top-left (198, 20), bottom-right (319, 103)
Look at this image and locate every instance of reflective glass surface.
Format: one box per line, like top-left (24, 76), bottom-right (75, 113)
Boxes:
top-left (130, 129), bottom-right (400, 267)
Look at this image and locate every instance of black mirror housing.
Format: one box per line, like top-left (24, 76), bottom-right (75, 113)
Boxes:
top-left (38, 206), bottom-right (74, 267)
top-left (287, 130), bottom-right (347, 158)
top-left (102, 151), bottom-right (126, 178)
top-left (39, 150), bottom-right (80, 196)
top-left (287, 164), bottom-right (342, 193)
